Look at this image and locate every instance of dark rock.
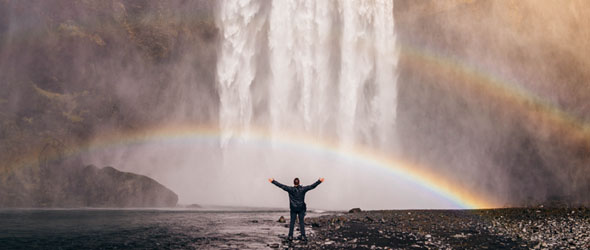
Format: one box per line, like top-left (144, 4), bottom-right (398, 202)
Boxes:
top-left (76, 165), bottom-right (177, 207)
top-left (278, 216), bottom-right (286, 223)
top-left (349, 208), bottom-right (362, 213)
top-left (0, 161), bottom-right (178, 207)
top-left (312, 222), bottom-right (321, 228)
top-left (186, 204), bottom-right (201, 208)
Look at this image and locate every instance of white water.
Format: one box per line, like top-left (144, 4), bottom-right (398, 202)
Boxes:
top-left (216, 0), bottom-right (398, 149)
top-left (81, 1), bottom-right (460, 209)
top-left (215, 0), bottom-right (265, 146)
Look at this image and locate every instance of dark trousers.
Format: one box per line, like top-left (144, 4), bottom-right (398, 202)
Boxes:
top-left (288, 210), bottom-right (306, 238)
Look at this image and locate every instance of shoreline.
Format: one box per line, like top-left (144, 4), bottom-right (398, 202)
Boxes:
top-left (283, 208), bottom-right (590, 249)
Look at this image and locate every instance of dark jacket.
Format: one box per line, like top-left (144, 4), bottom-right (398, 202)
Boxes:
top-left (272, 180), bottom-right (322, 211)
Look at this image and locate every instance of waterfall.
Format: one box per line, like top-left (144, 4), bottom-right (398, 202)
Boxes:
top-left (216, 0), bottom-right (398, 149)
top-left (215, 0), bottom-right (265, 145)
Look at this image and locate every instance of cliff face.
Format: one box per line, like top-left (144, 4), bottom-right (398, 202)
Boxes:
top-left (395, 0), bottom-right (590, 206)
top-left (0, 0), bottom-right (214, 207)
top-left (0, 0), bottom-right (218, 173)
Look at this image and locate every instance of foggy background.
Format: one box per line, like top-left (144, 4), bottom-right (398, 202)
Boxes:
top-left (1, 0), bottom-right (589, 209)
top-left (395, 0), bottom-right (590, 207)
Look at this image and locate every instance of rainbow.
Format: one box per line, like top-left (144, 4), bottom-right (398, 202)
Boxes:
top-left (8, 43), bottom-right (587, 210)
top-left (400, 43), bottom-right (590, 150)
top-left (5, 2), bottom-right (588, 210)
top-left (8, 123), bottom-right (497, 209)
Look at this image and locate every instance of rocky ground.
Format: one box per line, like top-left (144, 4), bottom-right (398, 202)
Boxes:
top-left (272, 208), bottom-right (590, 249)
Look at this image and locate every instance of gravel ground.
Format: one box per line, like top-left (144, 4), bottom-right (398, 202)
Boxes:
top-left (274, 208), bottom-right (590, 249)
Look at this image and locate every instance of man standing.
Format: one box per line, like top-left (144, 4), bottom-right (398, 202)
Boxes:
top-left (268, 177), bottom-right (324, 241)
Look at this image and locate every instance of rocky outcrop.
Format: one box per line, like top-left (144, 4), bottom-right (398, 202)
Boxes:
top-left (0, 160), bottom-right (178, 208)
top-left (77, 165), bottom-right (178, 207)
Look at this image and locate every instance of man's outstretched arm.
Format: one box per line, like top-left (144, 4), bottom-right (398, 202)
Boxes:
top-left (269, 178), bottom-right (291, 192)
top-left (304, 178), bottom-right (324, 191)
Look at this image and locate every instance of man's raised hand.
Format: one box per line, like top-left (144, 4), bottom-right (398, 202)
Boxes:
top-left (319, 177), bottom-right (325, 182)
top-left (268, 178), bottom-right (274, 183)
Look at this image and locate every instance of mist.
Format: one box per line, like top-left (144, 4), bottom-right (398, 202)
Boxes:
top-left (395, 0), bottom-right (590, 206)
top-left (1, 0), bottom-right (590, 209)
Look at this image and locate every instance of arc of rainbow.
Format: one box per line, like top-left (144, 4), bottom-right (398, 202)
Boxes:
top-left (29, 43), bottom-right (587, 210)
top-left (32, 123), bottom-right (494, 209)
top-left (9, 42), bottom-right (586, 210)
top-left (400, 43), bottom-right (590, 147)
top-left (4, 123), bottom-right (496, 209)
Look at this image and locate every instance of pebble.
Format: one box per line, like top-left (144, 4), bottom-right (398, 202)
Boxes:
top-left (303, 208), bottom-right (590, 249)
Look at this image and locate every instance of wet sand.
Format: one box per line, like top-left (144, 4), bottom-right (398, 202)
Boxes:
top-left (280, 208), bottom-right (590, 249)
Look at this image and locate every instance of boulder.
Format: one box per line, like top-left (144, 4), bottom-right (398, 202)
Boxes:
top-left (349, 208), bottom-right (362, 213)
top-left (186, 204), bottom-right (202, 208)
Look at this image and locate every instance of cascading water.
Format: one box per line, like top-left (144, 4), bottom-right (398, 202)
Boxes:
top-left (216, 0), bottom-right (266, 146)
top-left (83, 0), bottom-right (460, 209)
top-left (216, 0), bottom-right (398, 150)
